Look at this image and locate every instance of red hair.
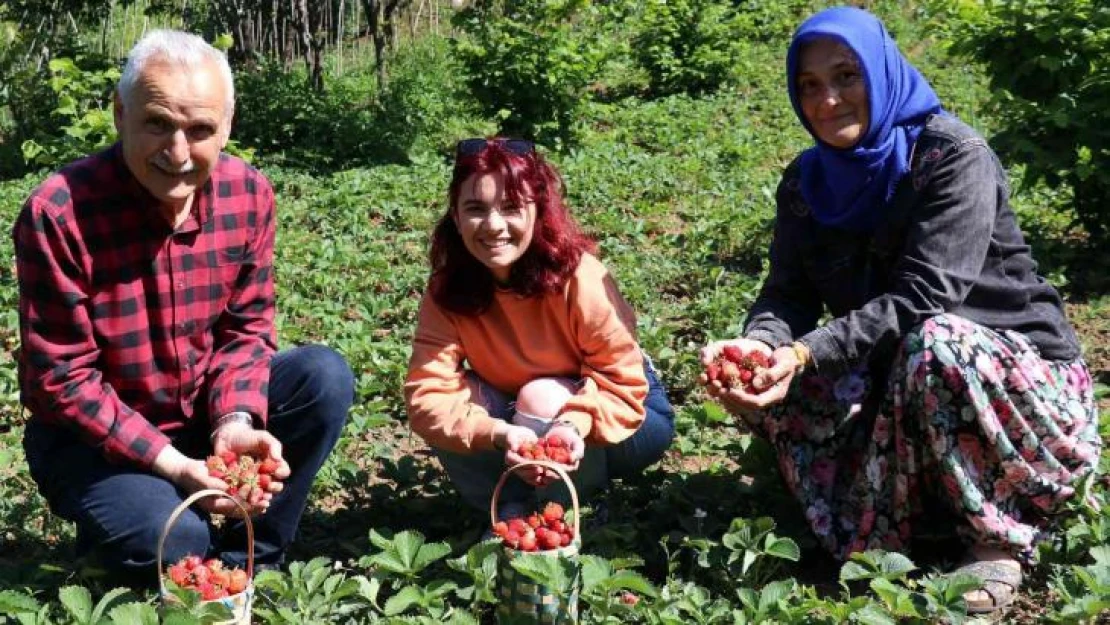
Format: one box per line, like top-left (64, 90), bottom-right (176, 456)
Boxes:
top-left (428, 140), bottom-right (596, 316)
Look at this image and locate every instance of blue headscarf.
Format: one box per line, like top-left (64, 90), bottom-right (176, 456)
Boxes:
top-left (786, 7), bottom-right (943, 232)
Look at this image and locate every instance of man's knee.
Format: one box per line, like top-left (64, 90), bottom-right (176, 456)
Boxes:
top-left (98, 507), bottom-right (211, 573)
top-left (282, 344), bottom-right (354, 432)
top-left (515, 377), bottom-right (576, 420)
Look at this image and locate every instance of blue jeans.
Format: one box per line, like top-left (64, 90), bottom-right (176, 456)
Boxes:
top-left (435, 358), bottom-right (675, 514)
top-left (23, 344), bottom-right (353, 585)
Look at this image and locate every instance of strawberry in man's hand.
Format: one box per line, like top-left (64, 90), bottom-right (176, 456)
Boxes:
top-left (205, 450), bottom-right (282, 506)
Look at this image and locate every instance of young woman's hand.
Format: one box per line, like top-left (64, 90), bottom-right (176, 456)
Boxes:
top-left (524, 424), bottom-right (583, 486)
top-left (498, 423), bottom-right (549, 486)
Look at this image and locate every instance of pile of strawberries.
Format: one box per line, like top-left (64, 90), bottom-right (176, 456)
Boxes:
top-left (165, 556), bottom-right (249, 601)
top-left (492, 502), bottom-right (575, 552)
top-left (514, 437), bottom-right (573, 464)
top-left (205, 451), bottom-right (278, 506)
top-left (705, 345), bottom-right (770, 393)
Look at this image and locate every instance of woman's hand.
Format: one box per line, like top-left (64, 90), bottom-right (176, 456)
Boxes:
top-left (529, 424), bottom-right (584, 487)
top-left (698, 338), bottom-right (792, 415)
top-left (498, 422), bottom-right (547, 485)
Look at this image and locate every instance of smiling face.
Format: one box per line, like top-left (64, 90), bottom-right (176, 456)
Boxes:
top-left (453, 171), bottom-right (537, 283)
top-left (796, 38), bottom-right (869, 149)
top-left (113, 56), bottom-right (231, 222)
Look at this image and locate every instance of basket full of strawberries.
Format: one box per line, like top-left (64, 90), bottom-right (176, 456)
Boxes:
top-left (490, 460), bottom-right (582, 625)
top-left (157, 489), bottom-right (255, 624)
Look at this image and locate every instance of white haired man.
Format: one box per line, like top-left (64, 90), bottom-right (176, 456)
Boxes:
top-left (14, 30), bottom-right (353, 584)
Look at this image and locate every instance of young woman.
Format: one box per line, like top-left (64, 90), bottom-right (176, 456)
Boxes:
top-left (701, 7), bottom-right (1101, 614)
top-left (405, 138), bottom-right (674, 518)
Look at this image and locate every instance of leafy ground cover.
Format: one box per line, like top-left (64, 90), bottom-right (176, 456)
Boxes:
top-left (0, 2), bottom-right (1108, 623)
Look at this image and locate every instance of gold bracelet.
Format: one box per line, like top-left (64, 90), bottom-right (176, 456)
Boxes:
top-left (790, 341), bottom-right (810, 373)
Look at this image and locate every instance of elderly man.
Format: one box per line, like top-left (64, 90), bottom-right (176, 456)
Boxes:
top-left (14, 30), bottom-right (353, 583)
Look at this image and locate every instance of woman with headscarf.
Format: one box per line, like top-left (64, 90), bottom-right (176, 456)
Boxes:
top-left (700, 6), bottom-right (1100, 615)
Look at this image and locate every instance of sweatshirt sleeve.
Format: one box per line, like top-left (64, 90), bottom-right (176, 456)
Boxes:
top-left (557, 258), bottom-right (648, 444)
top-left (403, 291), bottom-right (501, 453)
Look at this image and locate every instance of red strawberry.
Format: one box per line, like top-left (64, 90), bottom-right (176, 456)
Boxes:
top-left (722, 345), bottom-right (744, 364)
top-left (526, 513), bottom-right (543, 529)
top-left (621, 592), bottom-right (640, 606)
top-left (740, 369), bottom-right (753, 384)
top-left (542, 502), bottom-right (564, 524)
top-left (519, 531), bottom-right (537, 552)
top-left (259, 474), bottom-right (272, 489)
top-left (719, 360), bottom-right (743, 388)
top-left (168, 563), bottom-right (190, 586)
top-left (219, 450), bottom-right (238, 465)
top-left (492, 521), bottom-right (508, 537)
top-left (705, 361), bottom-right (721, 383)
top-left (539, 528), bottom-right (562, 550)
top-left (259, 458), bottom-right (279, 475)
top-left (228, 569), bottom-right (248, 594)
top-left (560, 531), bottom-right (572, 547)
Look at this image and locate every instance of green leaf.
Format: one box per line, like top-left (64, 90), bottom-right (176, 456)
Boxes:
top-left (106, 601), bottom-right (159, 625)
top-left (0, 590), bottom-right (41, 615)
top-left (763, 536), bottom-right (800, 561)
top-left (1090, 545), bottom-right (1110, 566)
top-left (58, 586), bottom-right (93, 623)
top-left (90, 588), bottom-right (131, 624)
top-left (383, 584), bottom-right (423, 616)
top-left (758, 579), bottom-right (794, 612)
top-left (508, 553), bottom-right (577, 594)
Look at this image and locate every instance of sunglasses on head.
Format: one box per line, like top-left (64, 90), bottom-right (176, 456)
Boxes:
top-left (455, 138), bottom-right (535, 158)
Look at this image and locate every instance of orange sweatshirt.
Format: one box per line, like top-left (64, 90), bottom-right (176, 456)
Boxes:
top-left (404, 253), bottom-right (648, 453)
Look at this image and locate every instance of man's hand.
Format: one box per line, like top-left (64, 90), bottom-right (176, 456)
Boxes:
top-left (152, 446), bottom-right (252, 517)
top-left (211, 422), bottom-right (291, 515)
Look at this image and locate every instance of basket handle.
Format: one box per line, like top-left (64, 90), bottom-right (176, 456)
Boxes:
top-left (490, 460), bottom-right (581, 543)
top-left (157, 488), bottom-right (255, 597)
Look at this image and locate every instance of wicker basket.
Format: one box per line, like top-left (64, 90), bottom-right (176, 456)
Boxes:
top-left (491, 460), bottom-right (582, 625)
top-left (157, 488), bottom-right (254, 625)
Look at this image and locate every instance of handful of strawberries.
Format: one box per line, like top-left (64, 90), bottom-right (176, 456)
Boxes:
top-left (705, 344), bottom-right (771, 393)
top-left (492, 502), bottom-right (575, 552)
top-left (514, 437), bottom-right (573, 465)
top-left (205, 451), bottom-right (280, 506)
top-left (165, 556), bottom-right (249, 601)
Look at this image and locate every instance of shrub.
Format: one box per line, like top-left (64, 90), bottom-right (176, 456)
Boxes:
top-left (377, 36), bottom-right (495, 160)
top-left (451, 0), bottom-right (611, 148)
top-left (944, 0), bottom-right (1110, 240)
top-left (232, 61), bottom-right (390, 171)
top-left (6, 54), bottom-right (118, 174)
top-left (632, 0), bottom-right (746, 97)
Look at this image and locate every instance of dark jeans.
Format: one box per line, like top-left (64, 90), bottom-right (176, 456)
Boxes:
top-left (23, 344), bottom-right (353, 585)
top-left (436, 357), bottom-right (676, 513)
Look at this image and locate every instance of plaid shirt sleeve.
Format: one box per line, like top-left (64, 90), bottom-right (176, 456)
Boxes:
top-left (15, 192), bottom-right (171, 468)
top-left (206, 172), bottom-right (277, 426)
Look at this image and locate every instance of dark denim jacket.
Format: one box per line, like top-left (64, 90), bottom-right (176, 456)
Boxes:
top-left (744, 114), bottom-right (1081, 377)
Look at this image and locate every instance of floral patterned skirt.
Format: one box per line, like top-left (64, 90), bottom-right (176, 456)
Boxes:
top-left (742, 314), bottom-right (1101, 563)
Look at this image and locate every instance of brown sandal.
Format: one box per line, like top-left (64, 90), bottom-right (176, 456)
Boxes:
top-left (953, 559), bottom-right (1023, 614)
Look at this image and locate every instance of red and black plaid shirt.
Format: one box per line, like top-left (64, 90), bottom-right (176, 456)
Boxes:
top-left (14, 143), bottom-right (277, 469)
